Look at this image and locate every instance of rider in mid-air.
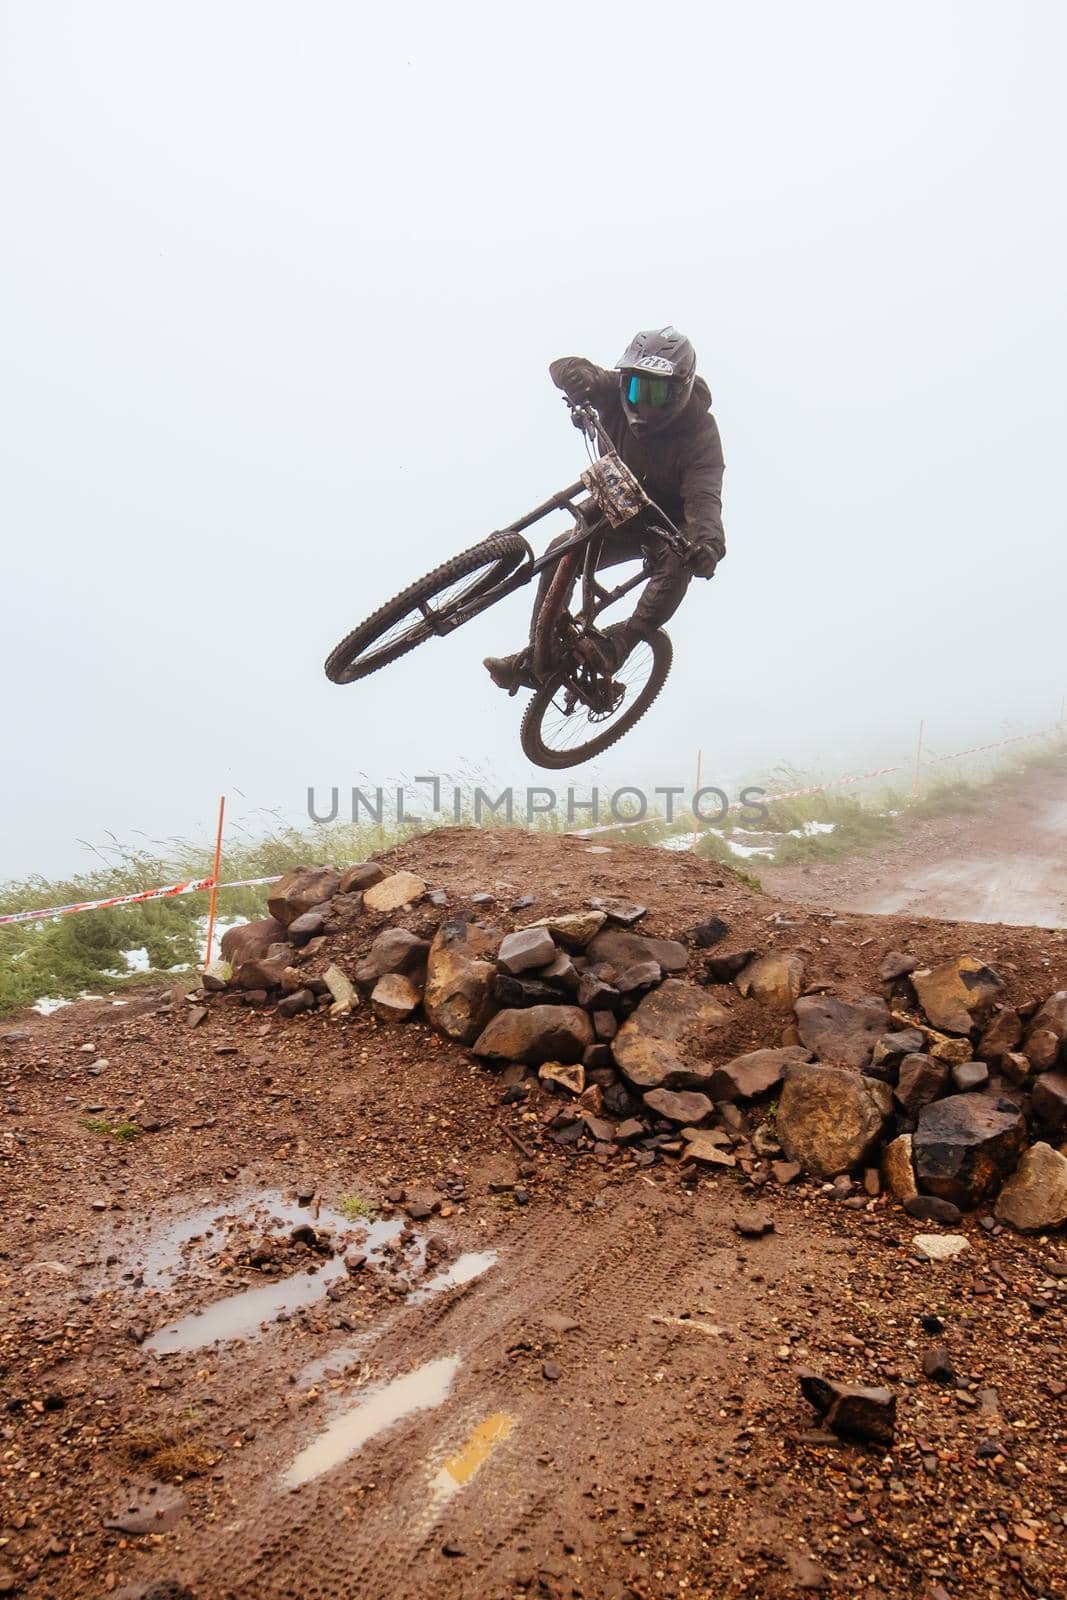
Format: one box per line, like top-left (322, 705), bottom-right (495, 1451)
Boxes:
top-left (484, 325), bottom-right (725, 693)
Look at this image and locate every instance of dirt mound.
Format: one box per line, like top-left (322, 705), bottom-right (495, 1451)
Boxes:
top-left (1, 827), bottom-right (1066, 1600)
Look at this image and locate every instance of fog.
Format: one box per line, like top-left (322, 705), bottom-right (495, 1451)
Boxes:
top-left (2, 0), bottom-right (1065, 882)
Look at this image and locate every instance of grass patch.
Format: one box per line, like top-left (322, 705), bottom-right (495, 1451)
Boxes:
top-left (82, 1116), bottom-right (141, 1141)
top-left (123, 1422), bottom-right (219, 1480)
top-left (338, 1192), bottom-right (377, 1221)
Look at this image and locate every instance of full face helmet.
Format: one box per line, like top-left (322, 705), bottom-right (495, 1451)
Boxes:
top-left (615, 326), bottom-right (697, 435)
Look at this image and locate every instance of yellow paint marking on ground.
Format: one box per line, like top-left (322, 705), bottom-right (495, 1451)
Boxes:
top-left (431, 1412), bottom-right (514, 1501)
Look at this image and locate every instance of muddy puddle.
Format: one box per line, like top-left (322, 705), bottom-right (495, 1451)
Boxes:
top-left (128, 1193), bottom-right (497, 1358)
top-left (297, 1250), bottom-right (497, 1387)
top-left (429, 1411), bottom-right (514, 1504)
top-left (282, 1354), bottom-right (461, 1488)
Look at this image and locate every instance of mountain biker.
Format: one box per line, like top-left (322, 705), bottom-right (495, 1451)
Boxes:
top-left (484, 326), bottom-right (725, 693)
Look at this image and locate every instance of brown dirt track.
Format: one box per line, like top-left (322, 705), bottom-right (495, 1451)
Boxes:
top-left (2, 827), bottom-right (1066, 1600)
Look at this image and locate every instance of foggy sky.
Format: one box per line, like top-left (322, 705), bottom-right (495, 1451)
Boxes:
top-left (2, 0), bottom-right (1065, 882)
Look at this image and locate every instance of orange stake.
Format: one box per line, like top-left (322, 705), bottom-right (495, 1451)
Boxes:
top-left (203, 795), bottom-right (226, 967)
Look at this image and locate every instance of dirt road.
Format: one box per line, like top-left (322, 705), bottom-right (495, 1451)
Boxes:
top-left (1, 830), bottom-right (1065, 1600)
top-left (763, 765), bottom-right (1067, 928)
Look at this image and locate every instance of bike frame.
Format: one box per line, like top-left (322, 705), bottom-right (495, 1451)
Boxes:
top-left (416, 403), bottom-right (689, 648)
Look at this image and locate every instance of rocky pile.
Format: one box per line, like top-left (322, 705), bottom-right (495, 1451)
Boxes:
top-left (200, 862), bottom-right (1067, 1234)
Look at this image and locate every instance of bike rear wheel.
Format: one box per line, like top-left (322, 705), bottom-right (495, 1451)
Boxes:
top-left (520, 630), bottom-right (673, 769)
top-left (324, 533), bottom-right (530, 684)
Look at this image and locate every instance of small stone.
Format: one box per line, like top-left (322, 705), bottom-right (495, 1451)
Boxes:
top-left (338, 861), bottom-right (386, 894)
top-left (708, 1046), bottom-right (811, 1102)
top-left (527, 911), bottom-right (606, 949)
top-left (793, 993), bottom-right (890, 1068)
top-left (680, 1130), bottom-right (737, 1167)
top-left (922, 1346), bottom-right (956, 1384)
top-left (772, 1160), bottom-right (801, 1185)
top-left (362, 871), bottom-right (427, 913)
top-left (904, 1194), bottom-right (962, 1224)
top-left (323, 964), bottom-right (359, 1016)
top-left (798, 1372), bottom-right (896, 1445)
top-left (370, 972), bottom-right (421, 1022)
top-left (585, 897), bottom-right (647, 927)
top-left (894, 1053), bottom-right (949, 1114)
top-left (736, 950), bottom-right (806, 1010)
top-left (882, 1134), bottom-right (918, 1202)
top-left (539, 1062), bottom-right (585, 1096)
top-left (1033, 1070), bottom-right (1067, 1132)
top-left (691, 916), bottom-right (730, 948)
top-left (642, 1087), bottom-right (714, 1124)
top-left (704, 947), bottom-right (757, 983)
top-left (542, 1359), bottom-right (562, 1381)
top-left (186, 1005), bottom-right (209, 1028)
top-left (878, 950), bottom-right (918, 981)
top-left (733, 1209), bottom-right (774, 1238)
top-left (952, 1060), bottom-right (989, 1092)
top-left (912, 1233), bottom-right (970, 1261)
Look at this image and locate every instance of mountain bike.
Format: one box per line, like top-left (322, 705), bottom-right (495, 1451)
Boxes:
top-left (324, 401), bottom-right (696, 769)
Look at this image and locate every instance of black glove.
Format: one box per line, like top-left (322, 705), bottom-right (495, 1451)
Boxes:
top-left (689, 543), bottom-right (719, 579)
top-left (550, 356), bottom-right (600, 403)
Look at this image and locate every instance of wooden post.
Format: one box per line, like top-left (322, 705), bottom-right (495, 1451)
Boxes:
top-left (203, 796), bottom-right (226, 967)
top-left (691, 749), bottom-right (702, 851)
top-left (911, 721), bottom-right (924, 801)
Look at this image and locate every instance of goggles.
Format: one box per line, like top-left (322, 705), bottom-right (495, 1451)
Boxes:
top-left (624, 373), bottom-right (673, 408)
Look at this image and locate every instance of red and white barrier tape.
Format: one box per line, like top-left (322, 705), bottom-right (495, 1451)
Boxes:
top-left (0, 873), bottom-right (285, 928)
top-left (0, 875), bottom-right (219, 928)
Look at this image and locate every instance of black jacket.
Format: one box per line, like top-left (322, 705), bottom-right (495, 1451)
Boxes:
top-left (549, 357), bottom-right (726, 563)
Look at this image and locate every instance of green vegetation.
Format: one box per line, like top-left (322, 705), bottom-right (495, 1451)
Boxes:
top-left (337, 1192), bottom-right (377, 1221)
top-left (82, 1116), bottom-right (141, 1141)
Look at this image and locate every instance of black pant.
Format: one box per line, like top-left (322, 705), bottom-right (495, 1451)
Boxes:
top-left (529, 514), bottom-right (692, 645)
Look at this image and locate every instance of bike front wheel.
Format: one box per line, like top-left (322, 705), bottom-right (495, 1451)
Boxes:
top-left (519, 631), bottom-right (673, 769)
top-left (324, 533), bottom-right (530, 684)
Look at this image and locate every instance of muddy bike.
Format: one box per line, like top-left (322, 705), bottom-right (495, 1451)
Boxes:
top-left (324, 401), bottom-right (697, 769)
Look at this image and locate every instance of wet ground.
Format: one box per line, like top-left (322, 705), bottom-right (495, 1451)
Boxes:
top-left (2, 827), bottom-right (1066, 1600)
top-left (763, 765), bottom-right (1067, 928)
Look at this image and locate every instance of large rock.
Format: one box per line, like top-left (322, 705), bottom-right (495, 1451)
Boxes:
top-left (220, 917), bottom-right (289, 967)
top-left (497, 927), bottom-right (556, 975)
top-left (354, 928), bottom-right (430, 985)
top-left (586, 927), bottom-right (688, 975)
top-left (268, 867), bottom-right (342, 927)
top-left (1032, 1070), bottom-right (1067, 1132)
top-left (643, 1087), bottom-right (714, 1124)
top-left (473, 1006), bottom-right (593, 1065)
top-left (707, 1046), bottom-right (812, 1102)
top-left (869, 1029), bottom-right (927, 1080)
top-left (423, 916), bottom-right (497, 1045)
top-left (527, 911), bottom-right (606, 949)
top-left (735, 951), bottom-right (805, 1010)
top-left (911, 957), bottom-right (1005, 1035)
top-left (799, 1373), bottom-right (896, 1446)
top-left (912, 1094), bottom-right (1027, 1207)
top-left (233, 950), bottom-right (295, 991)
top-left (894, 1053), bottom-right (949, 1115)
top-left (995, 1143), bottom-right (1067, 1233)
top-left (363, 871), bottom-right (427, 913)
top-left (1025, 992), bottom-right (1067, 1070)
top-left (794, 994), bottom-right (890, 1069)
top-left (978, 1007), bottom-right (1022, 1062)
top-left (776, 1063), bottom-right (892, 1179)
top-left (611, 980), bottom-right (729, 1090)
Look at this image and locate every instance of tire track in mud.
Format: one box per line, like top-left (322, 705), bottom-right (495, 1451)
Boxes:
top-left (158, 1186), bottom-right (773, 1600)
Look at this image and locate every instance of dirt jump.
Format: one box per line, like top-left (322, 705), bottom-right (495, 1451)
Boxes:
top-left (2, 820), bottom-right (1065, 1600)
